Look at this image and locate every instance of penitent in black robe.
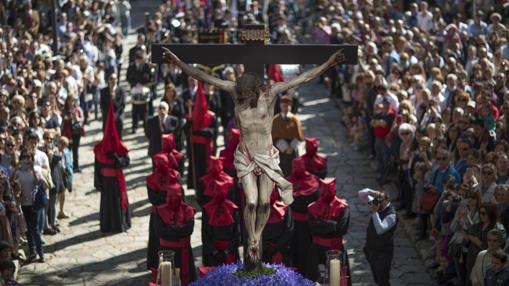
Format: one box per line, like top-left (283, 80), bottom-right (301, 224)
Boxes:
top-left (146, 186), bottom-right (166, 270)
top-left (202, 211), bottom-right (240, 266)
top-left (306, 207), bottom-right (351, 284)
top-left (262, 208), bottom-right (294, 265)
top-left (156, 216), bottom-right (197, 285)
top-left (94, 155), bottom-right (131, 233)
top-left (187, 118), bottom-right (218, 192)
top-left (290, 191), bottom-right (319, 274)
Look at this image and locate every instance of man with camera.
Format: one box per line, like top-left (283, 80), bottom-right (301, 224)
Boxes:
top-left (358, 189), bottom-right (398, 286)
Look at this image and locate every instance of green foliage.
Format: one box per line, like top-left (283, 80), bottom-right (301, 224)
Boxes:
top-left (234, 266), bottom-right (277, 279)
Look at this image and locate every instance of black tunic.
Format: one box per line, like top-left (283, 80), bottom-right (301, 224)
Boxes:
top-left (290, 191), bottom-right (319, 273)
top-left (187, 117), bottom-right (218, 192)
top-left (262, 208), bottom-right (294, 265)
top-left (156, 216), bottom-right (197, 284)
top-left (146, 186), bottom-right (167, 270)
top-left (306, 207), bottom-right (350, 283)
top-left (308, 166), bottom-right (327, 179)
top-left (202, 211), bottom-right (240, 266)
top-left (94, 156), bottom-right (131, 233)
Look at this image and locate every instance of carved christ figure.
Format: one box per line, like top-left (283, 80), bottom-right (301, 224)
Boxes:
top-left (163, 47), bottom-right (345, 267)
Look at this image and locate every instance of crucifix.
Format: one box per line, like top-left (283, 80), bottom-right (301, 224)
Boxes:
top-left (151, 24), bottom-right (358, 77)
top-left (152, 25), bottom-right (358, 271)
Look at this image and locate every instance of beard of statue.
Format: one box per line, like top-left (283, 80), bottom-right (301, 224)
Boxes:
top-left (235, 72), bottom-right (263, 108)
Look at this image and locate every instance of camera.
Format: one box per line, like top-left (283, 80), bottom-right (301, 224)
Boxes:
top-left (368, 196), bottom-right (380, 207)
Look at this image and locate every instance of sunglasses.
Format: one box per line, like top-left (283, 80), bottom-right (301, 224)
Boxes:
top-left (416, 86), bottom-right (423, 90)
top-left (482, 171), bottom-right (494, 175)
top-left (436, 157), bottom-right (448, 161)
top-left (480, 211), bottom-right (487, 215)
top-left (401, 132), bottom-right (411, 135)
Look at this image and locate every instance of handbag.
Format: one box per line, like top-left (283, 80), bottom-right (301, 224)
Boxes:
top-left (420, 170), bottom-right (438, 213)
top-left (71, 110), bottom-right (82, 135)
top-left (32, 184), bottom-right (48, 209)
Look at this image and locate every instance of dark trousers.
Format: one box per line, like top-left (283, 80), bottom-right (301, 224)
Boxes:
top-left (22, 206), bottom-right (44, 257)
top-left (375, 137), bottom-right (390, 181)
top-left (398, 169), bottom-right (413, 214)
top-left (364, 246), bottom-right (393, 286)
top-left (47, 189), bottom-right (57, 225)
top-left (132, 103), bottom-right (147, 132)
top-left (71, 134), bottom-right (81, 169)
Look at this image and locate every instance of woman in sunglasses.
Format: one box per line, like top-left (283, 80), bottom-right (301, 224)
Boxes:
top-left (464, 203), bottom-right (506, 282)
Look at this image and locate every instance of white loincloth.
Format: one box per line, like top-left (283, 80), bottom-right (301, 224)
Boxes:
top-left (234, 146), bottom-right (294, 205)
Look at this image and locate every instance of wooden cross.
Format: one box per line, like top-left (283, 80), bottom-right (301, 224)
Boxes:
top-left (151, 25), bottom-right (358, 78)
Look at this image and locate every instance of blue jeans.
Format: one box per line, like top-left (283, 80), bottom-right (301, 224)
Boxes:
top-left (121, 15), bottom-right (131, 36)
top-left (22, 206), bottom-right (44, 257)
top-left (375, 137), bottom-right (390, 181)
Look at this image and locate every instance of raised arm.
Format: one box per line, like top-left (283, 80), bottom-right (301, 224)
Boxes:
top-left (162, 48), bottom-right (235, 93)
top-left (270, 49), bottom-right (345, 100)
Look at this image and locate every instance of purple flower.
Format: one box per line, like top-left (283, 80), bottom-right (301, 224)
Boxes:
top-left (191, 262), bottom-right (315, 286)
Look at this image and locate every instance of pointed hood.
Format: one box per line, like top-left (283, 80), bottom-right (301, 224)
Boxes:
top-left (192, 81), bottom-right (214, 132)
top-left (161, 133), bottom-right (184, 165)
top-left (94, 103), bottom-right (129, 164)
top-left (157, 187), bottom-right (196, 226)
top-left (301, 137), bottom-right (327, 173)
top-left (201, 156), bottom-right (234, 197)
top-left (147, 153), bottom-right (180, 191)
top-left (219, 128), bottom-right (240, 170)
top-left (287, 157), bottom-right (319, 197)
top-left (308, 178), bottom-right (348, 220)
top-left (202, 180), bottom-right (238, 227)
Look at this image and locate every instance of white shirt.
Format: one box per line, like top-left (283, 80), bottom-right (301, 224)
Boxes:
top-left (371, 205), bottom-right (397, 235)
top-left (34, 149), bottom-right (50, 170)
top-left (416, 11), bottom-right (433, 32)
top-left (17, 169), bottom-right (34, 206)
top-left (374, 93), bottom-right (400, 112)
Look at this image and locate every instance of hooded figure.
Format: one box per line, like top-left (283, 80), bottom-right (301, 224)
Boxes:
top-left (306, 178), bottom-right (350, 284)
top-left (262, 187), bottom-right (294, 265)
top-left (160, 133), bottom-right (184, 166)
top-left (219, 129), bottom-right (244, 240)
top-left (202, 180), bottom-right (240, 266)
top-left (287, 157), bottom-right (320, 273)
top-left (219, 128), bottom-right (240, 176)
top-left (300, 138), bottom-right (328, 179)
top-left (94, 103), bottom-right (131, 233)
top-left (155, 189), bottom-right (197, 286)
top-left (187, 81), bottom-right (218, 190)
top-left (199, 156), bottom-right (238, 265)
top-left (199, 156), bottom-right (234, 205)
top-left (146, 153), bottom-right (182, 272)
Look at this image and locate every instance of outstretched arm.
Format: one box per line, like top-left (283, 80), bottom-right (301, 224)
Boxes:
top-left (270, 49), bottom-right (345, 101)
top-left (162, 48), bottom-right (235, 93)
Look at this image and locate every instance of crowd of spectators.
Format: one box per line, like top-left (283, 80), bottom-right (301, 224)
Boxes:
top-left (0, 0), bottom-right (133, 284)
top-left (328, 0), bottom-right (509, 285)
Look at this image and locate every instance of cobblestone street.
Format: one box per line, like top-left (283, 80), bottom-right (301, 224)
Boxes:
top-left (17, 2), bottom-right (432, 285)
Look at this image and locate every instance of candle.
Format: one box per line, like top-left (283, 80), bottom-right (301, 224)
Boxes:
top-left (160, 261), bottom-right (173, 286)
top-left (329, 258), bottom-right (341, 286)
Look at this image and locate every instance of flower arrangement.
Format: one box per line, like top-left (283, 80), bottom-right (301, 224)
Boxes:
top-left (191, 262), bottom-right (315, 286)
